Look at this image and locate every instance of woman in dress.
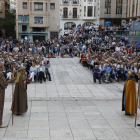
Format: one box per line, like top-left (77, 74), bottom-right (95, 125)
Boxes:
top-left (122, 70), bottom-right (137, 115)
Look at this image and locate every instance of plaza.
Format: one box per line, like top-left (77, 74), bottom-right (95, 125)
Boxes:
top-left (1, 57), bottom-right (140, 140)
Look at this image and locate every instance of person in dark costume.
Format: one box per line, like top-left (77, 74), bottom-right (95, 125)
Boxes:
top-left (11, 67), bottom-right (28, 115)
top-left (0, 62), bottom-right (15, 128)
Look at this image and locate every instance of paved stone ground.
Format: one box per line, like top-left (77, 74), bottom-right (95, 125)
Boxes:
top-left (1, 57), bottom-right (140, 140)
top-left (5, 57), bottom-right (125, 100)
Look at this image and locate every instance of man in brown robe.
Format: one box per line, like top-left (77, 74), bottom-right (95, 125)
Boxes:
top-left (11, 67), bottom-right (28, 115)
top-left (0, 62), bottom-right (15, 128)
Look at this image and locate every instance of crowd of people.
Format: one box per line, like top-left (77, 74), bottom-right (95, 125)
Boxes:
top-left (75, 23), bottom-right (140, 84)
top-left (0, 22), bottom-right (140, 84)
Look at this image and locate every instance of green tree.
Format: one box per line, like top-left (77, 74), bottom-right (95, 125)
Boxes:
top-left (0, 13), bottom-right (15, 37)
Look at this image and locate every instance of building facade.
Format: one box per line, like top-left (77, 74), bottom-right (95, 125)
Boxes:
top-left (100, 0), bottom-right (140, 26)
top-left (59, 0), bottom-right (100, 36)
top-left (126, 0), bottom-right (140, 21)
top-left (16, 0), bottom-right (60, 41)
top-left (0, 0), bottom-right (5, 18)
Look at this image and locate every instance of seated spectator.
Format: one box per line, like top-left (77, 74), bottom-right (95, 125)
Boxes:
top-left (44, 61), bottom-right (51, 81)
top-left (92, 65), bottom-right (101, 84)
top-left (29, 63), bottom-right (37, 82)
top-left (111, 65), bottom-right (117, 82)
top-left (6, 64), bottom-right (12, 80)
top-left (89, 57), bottom-right (95, 70)
top-left (37, 63), bottom-right (45, 83)
top-left (102, 64), bottom-right (111, 82)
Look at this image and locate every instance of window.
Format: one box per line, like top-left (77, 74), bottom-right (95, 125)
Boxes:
top-left (18, 15), bottom-right (29, 23)
top-left (73, 0), bottom-right (78, 4)
top-left (84, 6), bottom-right (86, 17)
top-left (105, 0), bottom-right (111, 14)
top-left (22, 25), bottom-right (27, 31)
top-left (34, 2), bottom-right (43, 11)
top-left (34, 17), bottom-right (43, 24)
top-left (132, 0), bottom-right (135, 17)
top-left (64, 22), bottom-right (76, 29)
top-left (105, 8), bottom-right (111, 14)
top-left (46, 3), bottom-right (47, 11)
top-left (136, 0), bottom-right (138, 16)
top-left (116, 0), bottom-right (122, 14)
top-left (88, 0), bottom-right (93, 2)
top-left (63, 8), bottom-right (68, 18)
top-left (50, 3), bottom-right (55, 9)
top-left (63, 0), bottom-right (68, 3)
top-left (105, 0), bottom-right (111, 6)
top-left (23, 2), bottom-right (27, 9)
top-left (87, 6), bottom-right (93, 17)
top-left (94, 6), bottom-right (96, 17)
top-left (73, 8), bottom-right (77, 18)
top-left (116, 0), bottom-right (122, 6)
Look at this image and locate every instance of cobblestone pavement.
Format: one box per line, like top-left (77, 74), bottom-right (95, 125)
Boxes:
top-left (1, 58), bottom-right (140, 140)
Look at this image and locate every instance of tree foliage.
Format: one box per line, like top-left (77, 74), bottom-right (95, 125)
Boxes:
top-left (0, 13), bottom-right (15, 37)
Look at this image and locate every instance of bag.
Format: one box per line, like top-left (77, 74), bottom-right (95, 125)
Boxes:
top-left (26, 79), bottom-right (30, 85)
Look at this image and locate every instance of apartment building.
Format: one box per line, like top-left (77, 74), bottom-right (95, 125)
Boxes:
top-left (59, 0), bottom-right (100, 36)
top-left (0, 0), bottom-right (5, 18)
top-left (16, 0), bottom-right (60, 41)
top-left (100, 0), bottom-right (140, 26)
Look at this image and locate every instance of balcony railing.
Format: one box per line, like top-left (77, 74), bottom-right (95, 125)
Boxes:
top-left (104, 30), bottom-right (140, 37)
top-left (72, 0), bottom-right (79, 4)
top-left (62, 0), bottom-right (69, 4)
top-left (88, 0), bottom-right (93, 2)
top-left (61, 15), bottom-right (80, 19)
top-left (62, 0), bottom-right (79, 5)
top-left (18, 19), bottom-right (29, 23)
top-left (34, 22), bottom-right (43, 24)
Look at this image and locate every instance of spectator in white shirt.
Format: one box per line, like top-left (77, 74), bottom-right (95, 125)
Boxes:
top-left (37, 63), bottom-right (45, 83)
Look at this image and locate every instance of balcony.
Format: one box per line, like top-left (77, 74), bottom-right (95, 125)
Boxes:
top-left (62, 0), bottom-right (69, 5)
top-left (104, 30), bottom-right (140, 37)
top-left (61, 15), bottom-right (80, 19)
top-left (72, 0), bottom-right (79, 5)
top-left (62, 0), bottom-right (79, 5)
top-left (87, 0), bottom-right (93, 2)
top-left (34, 21), bottom-right (43, 24)
top-left (18, 16), bottom-right (29, 23)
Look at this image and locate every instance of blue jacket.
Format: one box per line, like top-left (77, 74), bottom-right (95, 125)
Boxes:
top-left (92, 68), bottom-right (100, 77)
top-left (102, 67), bottom-right (111, 73)
top-left (29, 66), bottom-right (37, 75)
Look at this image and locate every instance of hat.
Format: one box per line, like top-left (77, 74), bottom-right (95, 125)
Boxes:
top-left (18, 67), bottom-right (26, 72)
top-left (128, 70), bottom-right (135, 76)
